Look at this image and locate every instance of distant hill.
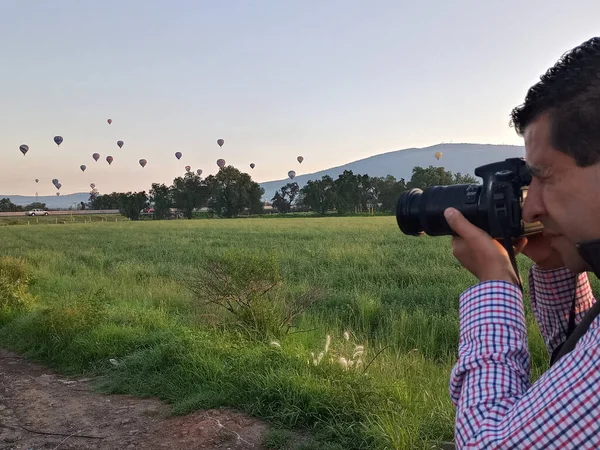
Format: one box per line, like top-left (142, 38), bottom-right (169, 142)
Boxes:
top-left (258, 143), bottom-right (525, 201)
top-left (2, 143), bottom-right (525, 209)
top-left (0, 193), bottom-right (91, 209)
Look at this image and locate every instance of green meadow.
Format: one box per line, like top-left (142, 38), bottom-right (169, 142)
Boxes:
top-left (0, 216), bottom-right (575, 449)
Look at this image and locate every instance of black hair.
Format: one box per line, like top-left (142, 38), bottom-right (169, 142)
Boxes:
top-left (510, 37), bottom-right (600, 167)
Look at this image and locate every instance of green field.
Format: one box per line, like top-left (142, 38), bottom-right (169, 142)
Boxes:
top-left (0, 213), bottom-right (126, 226)
top-left (0, 216), bottom-right (571, 449)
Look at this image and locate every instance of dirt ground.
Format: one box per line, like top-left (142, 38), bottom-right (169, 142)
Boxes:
top-left (0, 348), bottom-right (270, 450)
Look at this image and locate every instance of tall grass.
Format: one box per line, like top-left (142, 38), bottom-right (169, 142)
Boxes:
top-left (0, 216), bottom-right (580, 449)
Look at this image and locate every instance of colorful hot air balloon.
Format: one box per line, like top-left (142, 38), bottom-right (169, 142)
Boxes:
top-left (54, 136), bottom-right (63, 146)
top-left (117, 140), bottom-right (124, 148)
top-left (217, 139), bottom-right (224, 147)
top-left (139, 159), bottom-right (147, 168)
top-left (297, 156), bottom-right (304, 163)
top-left (107, 119), bottom-right (112, 124)
top-left (175, 152), bottom-right (182, 160)
top-left (196, 169), bottom-right (203, 176)
top-left (35, 179), bottom-right (39, 183)
top-left (217, 159), bottom-right (226, 168)
top-left (434, 151), bottom-right (442, 160)
top-left (185, 165), bottom-right (191, 173)
top-left (80, 165), bottom-right (86, 172)
top-left (250, 163), bottom-right (255, 169)
top-left (90, 183), bottom-right (95, 189)
top-left (106, 156), bottom-right (113, 165)
top-left (288, 170), bottom-right (296, 180)
top-left (19, 144), bottom-right (29, 155)
top-left (92, 153), bottom-right (100, 162)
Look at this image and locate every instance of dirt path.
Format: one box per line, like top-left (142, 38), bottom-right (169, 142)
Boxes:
top-left (0, 348), bottom-right (270, 449)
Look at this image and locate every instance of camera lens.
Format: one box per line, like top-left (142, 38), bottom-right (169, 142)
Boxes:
top-left (396, 184), bottom-right (482, 237)
top-left (396, 189), bottom-right (424, 235)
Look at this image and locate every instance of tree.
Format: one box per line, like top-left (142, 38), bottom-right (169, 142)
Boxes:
top-left (91, 193), bottom-right (121, 210)
top-left (89, 188), bottom-right (99, 206)
top-left (271, 191), bottom-right (291, 213)
top-left (407, 166), bottom-right (455, 190)
top-left (205, 166), bottom-right (264, 218)
top-left (150, 183), bottom-right (173, 219)
top-left (334, 170), bottom-right (362, 214)
top-left (117, 192), bottom-right (148, 220)
top-left (171, 173), bottom-right (209, 219)
top-left (300, 176), bottom-right (336, 215)
top-left (280, 182), bottom-right (300, 207)
top-left (373, 175), bottom-right (407, 212)
top-left (0, 198), bottom-right (23, 213)
top-left (24, 202), bottom-right (47, 211)
top-left (453, 172), bottom-right (478, 184)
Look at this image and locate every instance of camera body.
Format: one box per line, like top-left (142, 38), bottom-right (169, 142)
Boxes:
top-left (396, 157), bottom-right (543, 238)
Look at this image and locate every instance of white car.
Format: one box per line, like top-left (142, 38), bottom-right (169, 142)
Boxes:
top-left (27, 209), bottom-right (49, 216)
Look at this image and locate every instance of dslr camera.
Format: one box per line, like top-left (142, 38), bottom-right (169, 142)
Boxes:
top-left (396, 157), bottom-right (543, 238)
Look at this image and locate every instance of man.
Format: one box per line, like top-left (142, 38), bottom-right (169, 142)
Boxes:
top-left (445, 36), bottom-right (600, 449)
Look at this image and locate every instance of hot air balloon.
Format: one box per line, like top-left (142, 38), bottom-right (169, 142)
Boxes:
top-left (19, 144), bottom-right (29, 156)
top-left (35, 179), bottom-right (39, 183)
top-left (250, 163), bottom-right (255, 169)
top-left (106, 156), bottom-right (113, 165)
top-left (92, 153), bottom-right (100, 162)
top-left (117, 140), bottom-right (124, 148)
top-left (175, 152), bottom-right (182, 160)
top-left (139, 159), bottom-right (147, 168)
top-left (54, 136), bottom-right (63, 146)
top-left (434, 151), bottom-right (442, 160)
top-left (90, 183), bottom-right (95, 189)
top-left (196, 169), bottom-right (203, 176)
top-left (56, 183), bottom-right (62, 190)
top-left (56, 192), bottom-right (60, 197)
top-left (107, 119), bottom-right (112, 124)
top-left (288, 170), bottom-right (296, 180)
top-left (185, 165), bottom-right (191, 173)
top-left (217, 159), bottom-right (226, 169)
top-left (80, 165), bottom-right (86, 172)
top-left (297, 156), bottom-right (304, 163)
top-left (217, 139), bottom-right (224, 147)
top-left (52, 178), bottom-right (58, 186)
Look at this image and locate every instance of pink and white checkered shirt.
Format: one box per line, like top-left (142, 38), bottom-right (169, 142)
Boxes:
top-left (449, 265), bottom-right (600, 449)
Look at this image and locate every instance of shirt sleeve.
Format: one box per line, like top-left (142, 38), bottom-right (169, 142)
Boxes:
top-left (449, 279), bottom-right (600, 449)
top-left (528, 265), bottom-right (596, 357)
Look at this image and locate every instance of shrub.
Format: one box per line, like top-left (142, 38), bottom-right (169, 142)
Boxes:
top-left (0, 256), bottom-right (35, 312)
top-left (188, 251), bottom-right (321, 340)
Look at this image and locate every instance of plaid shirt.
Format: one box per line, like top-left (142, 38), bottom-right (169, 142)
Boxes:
top-left (449, 265), bottom-right (599, 449)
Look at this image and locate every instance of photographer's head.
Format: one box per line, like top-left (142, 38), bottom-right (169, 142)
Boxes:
top-left (511, 37), bottom-right (600, 272)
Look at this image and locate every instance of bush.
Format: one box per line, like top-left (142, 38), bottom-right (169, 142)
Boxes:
top-left (188, 251), bottom-right (321, 341)
top-left (0, 256), bottom-right (35, 312)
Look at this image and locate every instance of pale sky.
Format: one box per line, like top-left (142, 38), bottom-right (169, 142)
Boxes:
top-left (1, 0), bottom-right (599, 196)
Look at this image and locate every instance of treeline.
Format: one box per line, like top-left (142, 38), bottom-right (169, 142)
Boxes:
top-left (0, 200), bottom-right (47, 213)
top-left (1, 165), bottom-right (478, 218)
top-left (272, 165), bottom-right (477, 214)
top-left (91, 166), bottom-right (264, 220)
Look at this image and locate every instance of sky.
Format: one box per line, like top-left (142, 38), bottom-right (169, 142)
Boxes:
top-left (1, 0), bottom-right (599, 197)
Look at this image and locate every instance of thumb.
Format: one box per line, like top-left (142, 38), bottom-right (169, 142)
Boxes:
top-left (444, 208), bottom-right (486, 240)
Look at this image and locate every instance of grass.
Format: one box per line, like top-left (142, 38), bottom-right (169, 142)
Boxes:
top-left (0, 213), bottom-right (125, 226)
top-left (0, 216), bottom-right (587, 449)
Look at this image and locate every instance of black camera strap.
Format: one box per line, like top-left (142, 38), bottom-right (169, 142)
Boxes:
top-left (499, 221), bottom-right (524, 293)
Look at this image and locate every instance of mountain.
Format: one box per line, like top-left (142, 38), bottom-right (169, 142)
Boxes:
top-left (0, 193), bottom-right (91, 209)
top-left (258, 143), bottom-right (525, 201)
top-left (2, 143), bottom-right (525, 209)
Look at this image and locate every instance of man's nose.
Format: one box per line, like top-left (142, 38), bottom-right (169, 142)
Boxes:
top-left (522, 187), bottom-right (545, 223)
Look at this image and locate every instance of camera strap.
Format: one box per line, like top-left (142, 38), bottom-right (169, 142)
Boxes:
top-left (500, 222), bottom-right (524, 293)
